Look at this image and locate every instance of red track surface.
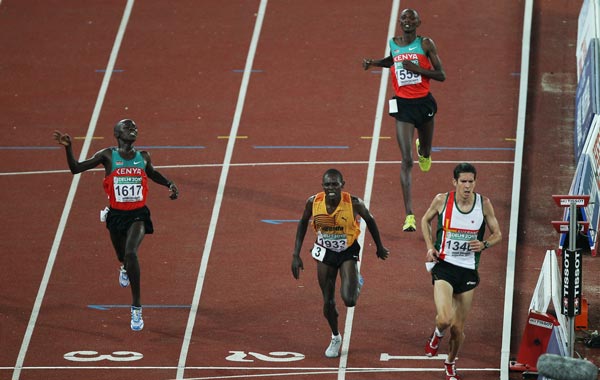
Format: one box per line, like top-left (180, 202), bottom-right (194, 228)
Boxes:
top-left (0, 1), bottom-right (586, 380)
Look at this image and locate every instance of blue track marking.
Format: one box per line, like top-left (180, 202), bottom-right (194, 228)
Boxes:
top-left (253, 146), bottom-right (349, 149)
top-left (88, 304), bottom-right (191, 311)
top-left (135, 146), bottom-right (205, 149)
top-left (433, 147), bottom-right (515, 152)
top-left (261, 219), bottom-right (300, 224)
top-left (0, 146), bottom-right (61, 150)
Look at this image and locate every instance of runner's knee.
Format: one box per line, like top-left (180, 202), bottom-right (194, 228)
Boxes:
top-left (437, 309), bottom-right (454, 328)
top-left (323, 299), bottom-right (338, 317)
top-left (401, 158), bottom-right (414, 169)
top-left (341, 287), bottom-right (357, 307)
top-left (123, 251), bottom-right (139, 265)
top-left (342, 297), bottom-right (357, 308)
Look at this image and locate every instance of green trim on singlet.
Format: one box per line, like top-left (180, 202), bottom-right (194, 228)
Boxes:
top-left (110, 148), bottom-right (145, 170)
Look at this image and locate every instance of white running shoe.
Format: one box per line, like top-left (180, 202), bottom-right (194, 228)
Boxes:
top-left (119, 265), bottom-right (129, 288)
top-left (130, 306), bottom-right (144, 331)
top-left (325, 334), bottom-right (342, 358)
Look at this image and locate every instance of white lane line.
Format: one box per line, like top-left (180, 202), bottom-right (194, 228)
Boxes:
top-left (0, 159), bottom-right (516, 177)
top-left (10, 2), bottom-right (135, 380)
top-left (175, 1), bottom-right (268, 379)
top-left (1, 365), bottom-right (500, 371)
top-left (337, 1), bottom-right (400, 379)
top-left (500, 0), bottom-right (533, 379)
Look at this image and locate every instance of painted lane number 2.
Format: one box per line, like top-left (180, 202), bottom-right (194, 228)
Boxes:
top-left (226, 351), bottom-right (305, 362)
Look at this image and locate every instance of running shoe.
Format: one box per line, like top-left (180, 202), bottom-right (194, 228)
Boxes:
top-left (444, 361), bottom-right (462, 380)
top-left (403, 214), bottom-right (416, 232)
top-left (416, 139), bottom-right (432, 172)
top-left (325, 334), bottom-right (342, 358)
top-left (119, 265), bottom-right (129, 288)
top-left (425, 332), bottom-right (442, 357)
top-left (130, 306), bottom-right (144, 331)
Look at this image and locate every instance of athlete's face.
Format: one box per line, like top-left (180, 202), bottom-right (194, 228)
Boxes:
top-left (453, 172), bottom-right (476, 200)
top-left (322, 174), bottom-right (344, 201)
top-left (116, 121), bottom-right (138, 142)
top-left (399, 9), bottom-right (420, 32)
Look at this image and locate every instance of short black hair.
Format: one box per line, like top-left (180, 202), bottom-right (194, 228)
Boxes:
top-left (453, 162), bottom-right (477, 180)
top-left (322, 168), bottom-right (344, 183)
top-left (114, 119), bottom-right (136, 135)
top-left (401, 8), bottom-right (420, 18)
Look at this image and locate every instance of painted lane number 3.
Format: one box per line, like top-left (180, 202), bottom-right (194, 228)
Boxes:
top-left (64, 351), bottom-right (143, 362)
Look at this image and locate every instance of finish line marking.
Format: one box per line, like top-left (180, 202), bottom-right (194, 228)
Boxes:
top-left (1, 159), bottom-right (515, 177)
top-left (0, 365), bottom-right (500, 372)
top-left (380, 353), bottom-right (449, 361)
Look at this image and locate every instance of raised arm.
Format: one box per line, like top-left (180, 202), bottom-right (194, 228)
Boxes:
top-left (53, 130), bottom-right (108, 174)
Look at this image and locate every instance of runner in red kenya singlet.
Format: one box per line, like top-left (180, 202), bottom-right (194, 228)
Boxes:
top-left (54, 119), bottom-right (179, 331)
top-left (363, 8), bottom-right (446, 233)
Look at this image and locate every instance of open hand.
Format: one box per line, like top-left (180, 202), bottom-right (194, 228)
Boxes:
top-left (376, 247), bottom-right (389, 260)
top-left (53, 130), bottom-right (71, 147)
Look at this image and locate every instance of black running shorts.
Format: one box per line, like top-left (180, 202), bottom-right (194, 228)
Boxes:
top-left (106, 205), bottom-right (154, 234)
top-left (320, 240), bottom-right (361, 268)
top-left (389, 92), bottom-right (437, 128)
top-left (431, 259), bottom-right (479, 294)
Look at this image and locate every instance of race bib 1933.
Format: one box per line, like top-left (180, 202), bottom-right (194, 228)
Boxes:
top-left (316, 233), bottom-right (348, 253)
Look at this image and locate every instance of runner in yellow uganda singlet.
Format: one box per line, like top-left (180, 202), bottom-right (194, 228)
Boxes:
top-left (311, 191), bottom-right (361, 253)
